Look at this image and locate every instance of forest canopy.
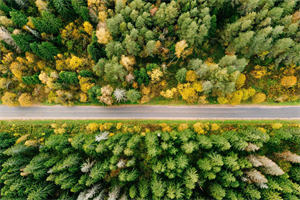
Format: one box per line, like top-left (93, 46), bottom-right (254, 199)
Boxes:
top-left (0, 120), bottom-right (299, 200)
top-left (0, 0), bottom-right (299, 106)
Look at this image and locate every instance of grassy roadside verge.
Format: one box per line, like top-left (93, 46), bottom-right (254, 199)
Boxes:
top-left (1, 119), bottom-right (299, 128)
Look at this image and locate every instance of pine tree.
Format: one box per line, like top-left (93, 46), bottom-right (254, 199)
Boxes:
top-left (32, 11), bottom-right (63, 34)
top-left (10, 10), bottom-right (28, 28)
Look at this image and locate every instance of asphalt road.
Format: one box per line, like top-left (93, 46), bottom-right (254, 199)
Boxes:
top-left (0, 105), bottom-right (299, 120)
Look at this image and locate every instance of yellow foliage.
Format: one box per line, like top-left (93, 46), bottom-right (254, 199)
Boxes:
top-left (25, 52), bottom-right (36, 64)
top-left (178, 123), bottom-right (189, 131)
top-left (186, 70), bottom-right (197, 82)
top-left (198, 95), bottom-right (208, 104)
top-left (16, 134), bottom-right (30, 144)
top-left (120, 55), bottom-right (136, 71)
top-left (35, 0), bottom-right (48, 12)
top-left (10, 61), bottom-right (24, 80)
top-left (236, 73), bottom-right (246, 89)
top-left (177, 83), bottom-right (198, 103)
top-left (251, 65), bottom-right (267, 79)
top-left (162, 125), bottom-right (172, 132)
top-left (0, 78), bottom-right (8, 89)
top-left (180, 87), bottom-right (196, 103)
top-left (151, 68), bottom-right (163, 83)
top-left (132, 82), bottom-right (138, 89)
top-left (0, 16), bottom-right (12, 26)
top-left (98, 11), bottom-right (108, 22)
top-left (86, 123), bottom-right (99, 133)
top-left (80, 93), bottom-right (88, 102)
top-left (109, 133), bottom-right (114, 137)
top-left (160, 88), bottom-right (177, 99)
top-left (280, 76), bottom-right (297, 88)
top-left (37, 60), bottom-right (46, 70)
top-left (2, 52), bottom-right (14, 64)
top-left (252, 92), bottom-right (266, 104)
top-left (258, 127), bottom-right (266, 133)
top-left (217, 96), bottom-right (229, 104)
top-left (103, 123), bottom-right (113, 130)
top-left (116, 123), bottom-right (123, 130)
top-left (18, 93), bottom-right (33, 107)
top-left (54, 128), bottom-right (66, 134)
top-left (272, 123), bottom-right (283, 130)
top-left (211, 123), bottom-right (220, 131)
top-left (2, 92), bottom-right (18, 106)
top-left (79, 77), bottom-right (94, 93)
top-left (24, 139), bottom-right (38, 147)
top-left (69, 55), bottom-right (85, 70)
top-left (230, 90), bottom-right (243, 105)
top-left (193, 122), bottom-right (205, 134)
top-left (83, 21), bottom-right (93, 35)
top-left (140, 95), bottom-right (151, 104)
top-left (175, 40), bottom-right (188, 58)
top-left (242, 88), bottom-right (256, 101)
top-left (133, 125), bottom-right (141, 133)
top-left (96, 23), bottom-right (112, 44)
top-left (192, 82), bottom-right (202, 92)
top-left (141, 86), bottom-right (151, 95)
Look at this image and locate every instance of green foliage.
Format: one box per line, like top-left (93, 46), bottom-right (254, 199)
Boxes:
top-left (32, 11), bottom-right (63, 34)
top-left (71, 0), bottom-right (89, 21)
top-left (59, 71), bottom-right (79, 85)
top-left (12, 33), bottom-right (35, 52)
top-left (87, 32), bottom-right (106, 62)
top-left (87, 86), bottom-right (101, 103)
top-left (22, 74), bottom-right (41, 85)
top-left (30, 42), bottom-right (59, 60)
top-left (53, 0), bottom-right (76, 20)
top-left (134, 68), bottom-right (150, 86)
top-left (176, 68), bottom-right (187, 83)
top-left (0, 0), bottom-right (299, 105)
top-left (126, 89), bottom-right (141, 103)
top-left (0, 122), bottom-right (299, 199)
top-left (10, 10), bottom-right (28, 28)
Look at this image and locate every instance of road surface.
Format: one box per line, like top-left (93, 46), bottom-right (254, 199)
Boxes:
top-left (0, 105), bottom-right (299, 120)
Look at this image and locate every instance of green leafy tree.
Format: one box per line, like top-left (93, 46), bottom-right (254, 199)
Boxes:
top-left (59, 71), bottom-right (78, 85)
top-left (126, 89), bottom-right (141, 103)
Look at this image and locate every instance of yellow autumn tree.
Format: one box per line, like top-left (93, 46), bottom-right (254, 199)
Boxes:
top-left (18, 93), bottom-right (33, 107)
top-left (193, 122), bottom-right (205, 134)
top-left (150, 68), bottom-right (163, 83)
top-left (252, 92), bottom-right (266, 104)
top-left (96, 23), bottom-right (112, 44)
top-left (10, 61), bottom-right (24, 80)
top-left (178, 123), bottom-right (189, 131)
top-left (217, 96), bottom-right (229, 104)
top-left (230, 90), bottom-right (243, 105)
top-left (1, 92), bottom-right (18, 106)
top-left (272, 123), bottom-right (283, 130)
top-left (79, 76), bottom-right (94, 93)
top-left (83, 21), bottom-right (93, 36)
top-left (236, 73), bottom-right (246, 89)
top-left (120, 55), bottom-right (136, 71)
top-left (86, 123), bottom-right (99, 133)
top-left (280, 76), bottom-right (297, 88)
top-left (186, 70), bottom-right (197, 82)
top-left (68, 55), bottom-right (86, 70)
top-left (175, 40), bottom-right (188, 58)
top-left (0, 78), bottom-right (9, 89)
top-left (192, 82), bottom-right (202, 92)
top-left (160, 88), bottom-right (177, 99)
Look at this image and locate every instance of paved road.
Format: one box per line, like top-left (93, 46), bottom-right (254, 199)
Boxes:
top-left (0, 105), bottom-right (299, 120)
